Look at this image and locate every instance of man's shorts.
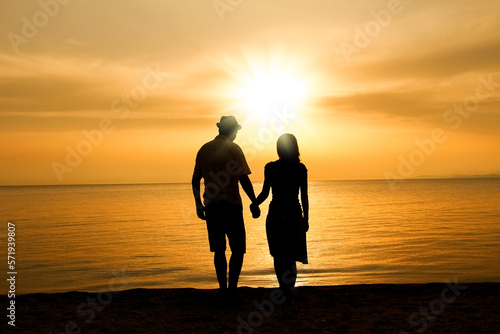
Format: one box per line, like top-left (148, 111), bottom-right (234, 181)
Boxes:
top-left (205, 200), bottom-right (246, 254)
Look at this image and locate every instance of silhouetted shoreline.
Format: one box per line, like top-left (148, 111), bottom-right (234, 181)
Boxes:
top-left (2, 283), bottom-right (499, 333)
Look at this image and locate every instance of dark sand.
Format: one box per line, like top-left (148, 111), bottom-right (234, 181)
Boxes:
top-left (2, 283), bottom-right (499, 333)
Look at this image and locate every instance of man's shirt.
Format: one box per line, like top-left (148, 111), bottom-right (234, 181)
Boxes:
top-left (193, 134), bottom-right (251, 205)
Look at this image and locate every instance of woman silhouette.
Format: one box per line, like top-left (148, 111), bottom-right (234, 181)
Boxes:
top-left (251, 133), bottom-right (309, 301)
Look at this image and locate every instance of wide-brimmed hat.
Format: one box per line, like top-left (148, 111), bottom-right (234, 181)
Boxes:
top-left (216, 115), bottom-right (242, 130)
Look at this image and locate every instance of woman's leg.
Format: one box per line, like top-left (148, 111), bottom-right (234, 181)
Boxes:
top-left (274, 256), bottom-right (297, 301)
top-left (282, 259), bottom-right (297, 291)
top-left (274, 256), bottom-right (285, 289)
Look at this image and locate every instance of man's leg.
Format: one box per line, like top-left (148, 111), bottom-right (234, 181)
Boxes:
top-left (228, 251), bottom-right (244, 289)
top-left (214, 251), bottom-right (227, 290)
top-left (206, 202), bottom-right (228, 291)
top-left (226, 203), bottom-right (246, 290)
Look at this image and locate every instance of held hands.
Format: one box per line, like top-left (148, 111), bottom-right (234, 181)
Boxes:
top-left (250, 202), bottom-right (261, 219)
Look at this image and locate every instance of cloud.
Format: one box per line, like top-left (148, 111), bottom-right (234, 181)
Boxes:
top-left (316, 71), bottom-right (500, 129)
top-left (355, 39), bottom-right (500, 81)
top-left (318, 84), bottom-right (440, 118)
top-left (0, 75), bottom-right (111, 112)
top-left (63, 38), bottom-right (86, 46)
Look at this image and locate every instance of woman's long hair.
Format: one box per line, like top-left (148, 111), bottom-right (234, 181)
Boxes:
top-left (277, 133), bottom-right (300, 163)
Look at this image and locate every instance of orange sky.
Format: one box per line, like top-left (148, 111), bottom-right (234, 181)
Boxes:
top-left (1, 0), bottom-right (500, 186)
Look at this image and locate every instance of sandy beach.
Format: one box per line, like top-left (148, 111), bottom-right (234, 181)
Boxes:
top-left (2, 283), bottom-right (499, 333)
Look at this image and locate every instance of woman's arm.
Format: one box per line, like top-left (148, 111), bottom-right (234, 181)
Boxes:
top-left (253, 166), bottom-right (271, 206)
top-left (254, 178), bottom-right (270, 206)
top-left (247, 176), bottom-right (268, 219)
top-left (300, 169), bottom-right (309, 231)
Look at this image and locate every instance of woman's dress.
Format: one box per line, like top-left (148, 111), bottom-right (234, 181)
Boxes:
top-left (265, 160), bottom-right (308, 264)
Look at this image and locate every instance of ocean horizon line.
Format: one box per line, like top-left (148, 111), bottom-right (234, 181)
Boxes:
top-left (1, 173), bottom-right (500, 188)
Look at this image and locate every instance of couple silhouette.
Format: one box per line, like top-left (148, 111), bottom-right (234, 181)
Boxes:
top-left (192, 115), bottom-right (309, 304)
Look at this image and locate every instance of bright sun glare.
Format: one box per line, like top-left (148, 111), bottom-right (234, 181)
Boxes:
top-left (235, 68), bottom-right (309, 121)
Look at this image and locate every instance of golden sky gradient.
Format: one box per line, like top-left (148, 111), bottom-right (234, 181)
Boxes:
top-left (1, 0), bottom-right (500, 186)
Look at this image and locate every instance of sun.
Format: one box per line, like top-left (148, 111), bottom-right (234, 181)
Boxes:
top-left (231, 60), bottom-right (309, 122)
top-left (237, 72), bottom-right (307, 119)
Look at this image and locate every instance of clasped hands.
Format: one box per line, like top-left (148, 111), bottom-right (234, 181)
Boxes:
top-left (250, 203), bottom-right (309, 232)
top-left (198, 202), bottom-right (307, 231)
top-left (250, 202), bottom-right (260, 219)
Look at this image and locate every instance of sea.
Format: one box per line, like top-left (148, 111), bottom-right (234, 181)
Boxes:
top-left (1, 178), bottom-right (499, 294)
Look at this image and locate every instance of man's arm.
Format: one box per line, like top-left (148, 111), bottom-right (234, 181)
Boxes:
top-left (239, 174), bottom-right (256, 202)
top-left (240, 174), bottom-right (261, 218)
top-left (191, 176), bottom-right (206, 220)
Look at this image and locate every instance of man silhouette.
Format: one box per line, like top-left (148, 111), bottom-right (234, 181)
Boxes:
top-left (192, 115), bottom-right (259, 301)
